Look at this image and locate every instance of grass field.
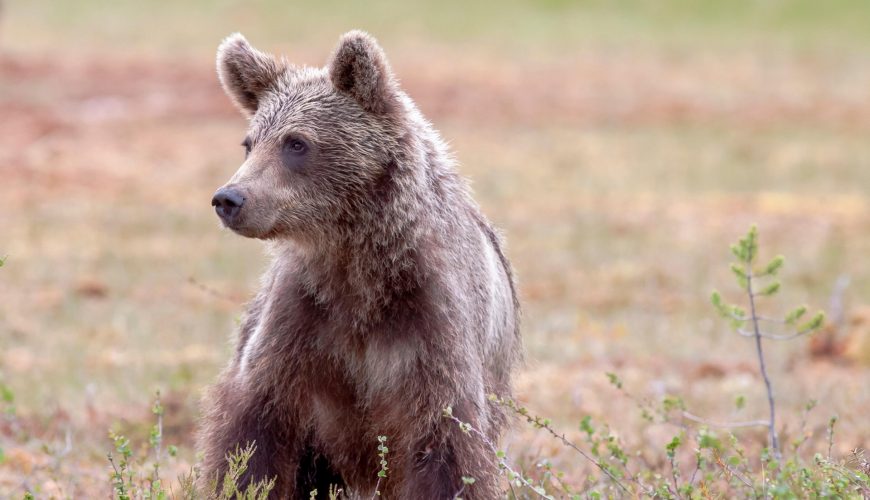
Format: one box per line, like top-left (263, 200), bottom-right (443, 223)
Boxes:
top-left (1, 0), bottom-right (869, 497)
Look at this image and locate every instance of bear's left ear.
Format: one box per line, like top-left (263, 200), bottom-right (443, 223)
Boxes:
top-left (217, 33), bottom-right (285, 116)
top-left (328, 30), bottom-right (398, 115)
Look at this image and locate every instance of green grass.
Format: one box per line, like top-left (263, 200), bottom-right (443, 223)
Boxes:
top-left (8, 0), bottom-right (870, 56)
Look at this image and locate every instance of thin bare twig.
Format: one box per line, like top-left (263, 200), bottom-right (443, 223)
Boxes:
top-left (828, 275), bottom-right (851, 337)
top-left (728, 312), bottom-right (786, 324)
top-left (680, 411), bottom-right (769, 429)
top-left (792, 401), bottom-right (817, 455)
top-left (371, 478), bottom-right (383, 499)
top-left (668, 456), bottom-right (680, 499)
top-left (714, 452), bottom-right (753, 489)
top-left (688, 454), bottom-right (702, 488)
top-left (745, 248), bottom-right (781, 459)
top-left (187, 276), bottom-right (239, 303)
top-left (489, 397), bottom-right (634, 495)
top-left (443, 412), bottom-right (554, 499)
top-left (736, 327), bottom-right (815, 341)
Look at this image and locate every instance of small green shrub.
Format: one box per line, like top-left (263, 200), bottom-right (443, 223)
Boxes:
top-left (711, 225), bottom-right (824, 458)
top-left (106, 392), bottom-right (274, 500)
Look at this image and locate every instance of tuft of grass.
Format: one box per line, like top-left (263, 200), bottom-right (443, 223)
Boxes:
top-left (214, 443), bottom-right (275, 500)
top-left (106, 392), bottom-right (274, 500)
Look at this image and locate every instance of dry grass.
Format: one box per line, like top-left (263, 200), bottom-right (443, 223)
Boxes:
top-left (1, 1), bottom-right (869, 496)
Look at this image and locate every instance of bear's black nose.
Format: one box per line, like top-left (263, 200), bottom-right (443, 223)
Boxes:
top-left (212, 187), bottom-right (245, 221)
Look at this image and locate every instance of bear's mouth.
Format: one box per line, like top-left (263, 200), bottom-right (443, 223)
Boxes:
top-left (222, 219), bottom-right (262, 239)
top-left (220, 212), bottom-right (281, 241)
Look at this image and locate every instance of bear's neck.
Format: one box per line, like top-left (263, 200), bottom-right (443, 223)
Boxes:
top-left (285, 122), bottom-right (459, 327)
top-left (292, 226), bottom-right (427, 327)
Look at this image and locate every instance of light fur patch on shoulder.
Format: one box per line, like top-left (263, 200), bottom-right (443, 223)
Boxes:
top-left (238, 320), bottom-right (265, 376)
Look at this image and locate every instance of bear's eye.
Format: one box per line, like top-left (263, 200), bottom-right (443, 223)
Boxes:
top-left (241, 137), bottom-right (252, 158)
top-left (280, 136), bottom-right (310, 170)
top-left (284, 138), bottom-right (308, 155)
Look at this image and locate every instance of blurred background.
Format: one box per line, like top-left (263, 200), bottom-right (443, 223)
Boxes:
top-left (1, 0), bottom-right (869, 495)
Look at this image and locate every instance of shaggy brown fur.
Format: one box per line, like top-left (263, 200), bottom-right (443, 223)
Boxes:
top-left (198, 30), bottom-right (521, 499)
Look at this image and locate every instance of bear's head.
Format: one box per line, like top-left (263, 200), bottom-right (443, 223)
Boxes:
top-left (211, 31), bottom-right (407, 241)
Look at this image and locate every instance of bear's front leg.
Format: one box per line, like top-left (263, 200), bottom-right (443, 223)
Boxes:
top-left (197, 380), bottom-right (302, 498)
top-left (392, 405), bottom-right (502, 500)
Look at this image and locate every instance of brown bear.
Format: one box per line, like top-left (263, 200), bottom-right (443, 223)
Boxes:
top-left (199, 30), bottom-right (520, 499)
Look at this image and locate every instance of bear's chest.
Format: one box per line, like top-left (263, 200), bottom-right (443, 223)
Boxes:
top-left (239, 286), bottom-right (424, 390)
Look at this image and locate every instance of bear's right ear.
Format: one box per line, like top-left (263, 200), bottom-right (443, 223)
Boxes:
top-left (328, 30), bottom-right (398, 115)
top-left (217, 33), bottom-right (284, 116)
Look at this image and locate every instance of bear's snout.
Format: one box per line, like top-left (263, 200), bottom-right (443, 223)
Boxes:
top-left (212, 186), bottom-right (246, 223)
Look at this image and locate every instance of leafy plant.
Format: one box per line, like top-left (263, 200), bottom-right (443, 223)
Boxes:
top-left (106, 392), bottom-right (274, 500)
top-left (711, 225), bottom-right (824, 458)
top-left (371, 435), bottom-right (389, 498)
